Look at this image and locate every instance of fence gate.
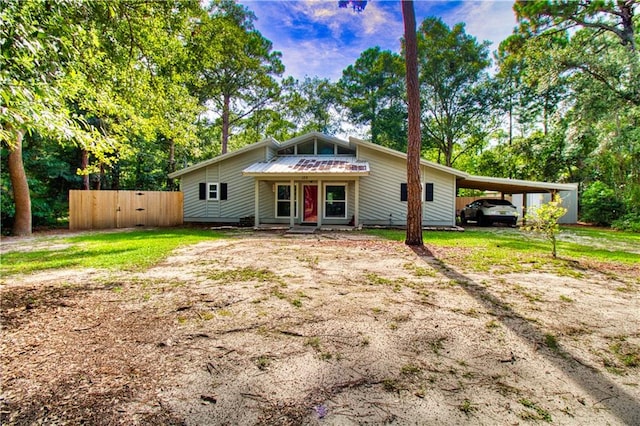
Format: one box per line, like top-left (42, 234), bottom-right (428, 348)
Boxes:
top-left (69, 190), bottom-right (183, 230)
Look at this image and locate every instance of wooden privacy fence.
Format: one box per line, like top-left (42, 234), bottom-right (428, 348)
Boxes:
top-left (69, 190), bottom-right (183, 230)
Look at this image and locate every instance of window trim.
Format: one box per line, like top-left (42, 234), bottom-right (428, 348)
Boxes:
top-left (275, 182), bottom-right (299, 218)
top-left (207, 182), bottom-right (219, 201)
top-left (323, 182), bottom-right (348, 219)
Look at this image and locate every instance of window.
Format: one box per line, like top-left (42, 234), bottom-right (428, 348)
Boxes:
top-left (277, 146), bottom-right (294, 155)
top-left (325, 184), bottom-right (346, 218)
top-left (207, 183), bottom-right (219, 200)
top-left (317, 140), bottom-right (335, 155)
top-left (200, 182), bottom-right (225, 200)
top-left (297, 140), bottom-right (314, 154)
top-left (276, 184), bottom-right (297, 217)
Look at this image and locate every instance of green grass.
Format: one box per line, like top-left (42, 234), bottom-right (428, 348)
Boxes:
top-left (365, 227), bottom-right (639, 266)
top-left (1, 228), bottom-right (223, 275)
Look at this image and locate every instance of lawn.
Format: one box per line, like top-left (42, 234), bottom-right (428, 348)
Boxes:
top-left (1, 227), bottom-right (639, 425)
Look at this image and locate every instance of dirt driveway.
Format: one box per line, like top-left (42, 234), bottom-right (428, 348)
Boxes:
top-left (1, 231), bottom-right (639, 425)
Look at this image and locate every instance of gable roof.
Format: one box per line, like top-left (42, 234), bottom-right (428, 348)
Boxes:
top-left (348, 137), bottom-right (469, 178)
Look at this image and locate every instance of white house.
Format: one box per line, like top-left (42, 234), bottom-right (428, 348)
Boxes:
top-left (168, 132), bottom-right (577, 228)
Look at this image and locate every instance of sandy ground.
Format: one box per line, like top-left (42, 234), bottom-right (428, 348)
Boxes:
top-left (1, 230), bottom-right (639, 425)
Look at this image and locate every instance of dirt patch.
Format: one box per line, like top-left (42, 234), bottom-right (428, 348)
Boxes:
top-left (1, 232), bottom-right (639, 425)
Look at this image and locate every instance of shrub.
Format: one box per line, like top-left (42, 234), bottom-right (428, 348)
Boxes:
top-left (522, 194), bottom-right (567, 258)
top-left (611, 213), bottom-right (640, 233)
top-left (580, 181), bottom-right (625, 226)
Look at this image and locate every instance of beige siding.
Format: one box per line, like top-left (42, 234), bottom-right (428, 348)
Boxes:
top-left (182, 149), bottom-right (264, 222)
top-left (358, 146), bottom-right (408, 225)
top-left (358, 145), bottom-right (456, 226)
top-left (422, 167), bottom-right (456, 226)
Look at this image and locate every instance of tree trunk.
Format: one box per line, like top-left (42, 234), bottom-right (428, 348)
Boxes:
top-left (402, 0), bottom-right (423, 246)
top-left (8, 129), bottom-right (32, 236)
top-left (222, 93), bottom-right (230, 154)
top-left (81, 149), bottom-right (90, 190)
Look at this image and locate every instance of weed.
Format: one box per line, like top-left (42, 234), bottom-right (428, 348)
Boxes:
top-left (371, 307), bottom-right (383, 314)
top-left (609, 337), bottom-right (639, 368)
top-left (382, 378), bottom-right (401, 392)
top-left (389, 322), bottom-right (398, 330)
top-left (256, 356), bottom-right (270, 370)
top-left (209, 267), bottom-right (280, 284)
top-left (401, 364), bottom-right (421, 375)
top-left (559, 295), bottom-right (574, 302)
top-left (485, 320), bottom-right (500, 330)
top-left (543, 333), bottom-right (560, 352)
top-left (217, 309), bottom-right (232, 317)
top-left (270, 288), bottom-right (286, 299)
top-left (305, 337), bottom-right (321, 351)
top-left (319, 352), bottom-right (332, 361)
top-left (360, 336), bottom-right (370, 347)
top-left (291, 299), bottom-right (302, 308)
top-left (518, 399), bottom-right (552, 422)
top-left (177, 316), bottom-right (187, 324)
top-left (459, 399), bottom-right (477, 415)
top-left (429, 337), bottom-right (446, 354)
top-left (198, 311), bottom-right (215, 321)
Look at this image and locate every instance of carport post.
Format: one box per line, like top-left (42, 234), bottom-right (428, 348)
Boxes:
top-left (522, 193), bottom-right (528, 226)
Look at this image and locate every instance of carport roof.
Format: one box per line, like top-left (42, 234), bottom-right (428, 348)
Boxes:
top-left (457, 175), bottom-right (578, 194)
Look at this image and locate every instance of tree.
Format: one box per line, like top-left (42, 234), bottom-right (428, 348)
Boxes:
top-left (402, 0), bottom-right (423, 246)
top-left (0, 0), bottom-right (95, 235)
top-left (339, 0), bottom-right (423, 246)
top-left (522, 193), bottom-right (567, 258)
top-left (280, 76), bottom-right (342, 136)
top-left (191, 0), bottom-right (284, 154)
top-left (416, 17), bottom-right (493, 168)
top-left (337, 47), bottom-right (406, 150)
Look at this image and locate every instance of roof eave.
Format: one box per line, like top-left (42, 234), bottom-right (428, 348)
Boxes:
top-left (168, 137), bottom-right (278, 178)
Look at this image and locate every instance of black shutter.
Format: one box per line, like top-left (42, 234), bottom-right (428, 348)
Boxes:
top-left (220, 183), bottom-right (228, 200)
top-left (400, 183), bottom-right (407, 201)
top-left (199, 183), bottom-right (206, 200)
top-left (425, 183), bottom-right (434, 202)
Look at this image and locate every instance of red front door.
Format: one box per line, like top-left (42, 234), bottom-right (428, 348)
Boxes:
top-left (303, 185), bottom-right (318, 223)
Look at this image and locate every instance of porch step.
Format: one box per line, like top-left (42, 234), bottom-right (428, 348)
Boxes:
top-left (286, 226), bottom-right (318, 234)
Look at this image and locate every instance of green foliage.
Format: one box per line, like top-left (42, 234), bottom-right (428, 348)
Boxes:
top-left (416, 17), bottom-right (493, 167)
top-left (612, 213), bottom-right (640, 233)
top-left (522, 194), bottom-right (567, 258)
top-left (337, 47), bottom-right (406, 150)
top-left (581, 181), bottom-right (625, 226)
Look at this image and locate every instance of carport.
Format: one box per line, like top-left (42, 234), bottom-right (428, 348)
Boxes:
top-left (456, 175), bottom-right (579, 224)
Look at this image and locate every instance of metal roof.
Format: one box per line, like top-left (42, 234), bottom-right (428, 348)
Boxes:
top-left (243, 156), bottom-right (370, 176)
top-left (457, 175), bottom-right (578, 194)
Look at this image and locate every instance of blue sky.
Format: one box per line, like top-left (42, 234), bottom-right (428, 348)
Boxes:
top-left (239, 0), bottom-right (519, 81)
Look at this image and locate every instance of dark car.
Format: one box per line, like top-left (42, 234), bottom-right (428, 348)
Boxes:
top-left (460, 198), bottom-right (519, 226)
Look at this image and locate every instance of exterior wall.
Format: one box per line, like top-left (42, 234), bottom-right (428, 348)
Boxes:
top-left (357, 145), bottom-right (456, 226)
top-left (182, 148), bottom-right (265, 222)
top-left (422, 166), bottom-right (457, 226)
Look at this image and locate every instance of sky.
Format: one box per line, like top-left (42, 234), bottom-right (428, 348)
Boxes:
top-left (239, 0), bottom-right (519, 81)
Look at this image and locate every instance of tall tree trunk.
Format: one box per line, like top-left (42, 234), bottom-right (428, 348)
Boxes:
top-left (222, 93), bottom-right (230, 154)
top-left (402, 0), bottom-right (423, 246)
top-left (81, 149), bottom-right (90, 190)
top-left (8, 129), bottom-right (32, 236)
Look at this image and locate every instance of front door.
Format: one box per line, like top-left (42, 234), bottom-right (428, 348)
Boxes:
top-left (303, 184), bottom-right (318, 223)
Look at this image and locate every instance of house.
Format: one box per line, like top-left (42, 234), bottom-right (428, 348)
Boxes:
top-left (168, 132), bottom-right (577, 228)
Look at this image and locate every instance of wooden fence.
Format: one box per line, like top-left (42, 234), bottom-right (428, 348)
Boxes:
top-left (69, 190), bottom-right (183, 230)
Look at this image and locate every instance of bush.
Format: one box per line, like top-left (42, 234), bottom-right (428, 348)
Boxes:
top-left (612, 213), bottom-right (640, 233)
top-left (580, 181), bottom-right (625, 226)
